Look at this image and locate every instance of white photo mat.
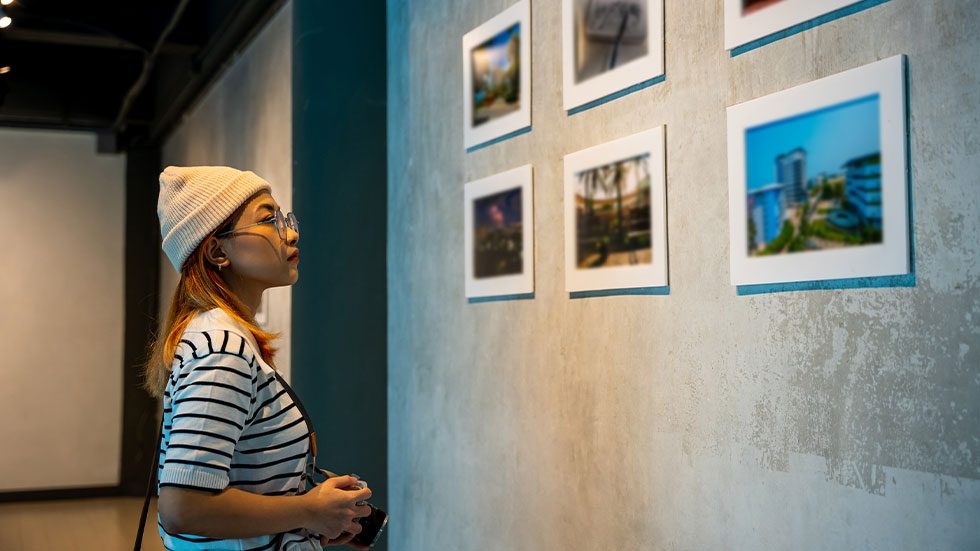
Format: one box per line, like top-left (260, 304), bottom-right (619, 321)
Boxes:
top-left (462, 1), bottom-right (532, 150)
top-left (726, 55), bottom-right (909, 286)
top-left (465, 164), bottom-right (535, 298)
top-left (562, 0), bottom-right (664, 111)
top-left (724, 0), bottom-right (863, 51)
top-left (564, 126), bottom-right (668, 293)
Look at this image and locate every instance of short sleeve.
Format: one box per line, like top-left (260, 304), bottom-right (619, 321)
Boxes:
top-left (159, 330), bottom-right (257, 491)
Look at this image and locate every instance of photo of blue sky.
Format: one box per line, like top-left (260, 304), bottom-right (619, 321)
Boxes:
top-left (480, 24), bottom-right (519, 72)
top-left (471, 23), bottom-right (521, 126)
top-left (745, 94), bottom-right (880, 192)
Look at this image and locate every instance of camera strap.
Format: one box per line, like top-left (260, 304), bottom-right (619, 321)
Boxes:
top-left (270, 369), bottom-right (323, 472)
top-left (134, 415), bottom-right (163, 551)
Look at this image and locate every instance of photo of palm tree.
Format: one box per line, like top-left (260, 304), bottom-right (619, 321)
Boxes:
top-left (473, 186), bottom-right (524, 278)
top-left (745, 94), bottom-right (882, 257)
top-left (575, 153), bottom-right (652, 268)
top-left (470, 23), bottom-right (521, 127)
top-left (573, 0), bottom-right (648, 84)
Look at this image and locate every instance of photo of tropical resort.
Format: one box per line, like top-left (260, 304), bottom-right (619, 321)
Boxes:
top-left (473, 187), bottom-right (524, 278)
top-left (745, 94), bottom-right (882, 257)
top-left (575, 153), bottom-right (652, 268)
top-left (470, 23), bottom-right (521, 127)
top-left (742, 0), bottom-right (787, 15)
top-left (574, 0), bottom-right (648, 84)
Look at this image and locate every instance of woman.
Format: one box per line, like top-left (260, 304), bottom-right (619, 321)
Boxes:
top-left (145, 166), bottom-right (371, 550)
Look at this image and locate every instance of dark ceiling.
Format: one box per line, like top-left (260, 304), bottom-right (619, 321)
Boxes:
top-left (0, 0), bottom-right (285, 151)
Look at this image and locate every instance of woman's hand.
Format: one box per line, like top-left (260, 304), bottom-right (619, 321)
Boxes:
top-left (302, 475), bottom-right (373, 541)
top-left (320, 531), bottom-right (370, 549)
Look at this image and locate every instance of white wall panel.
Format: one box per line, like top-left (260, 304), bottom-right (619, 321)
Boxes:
top-left (0, 129), bottom-right (125, 491)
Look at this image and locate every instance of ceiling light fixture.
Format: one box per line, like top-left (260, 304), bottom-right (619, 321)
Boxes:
top-left (0, 0), bottom-right (12, 6)
top-left (0, 17), bottom-right (10, 29)
top-left (0, 66), bottom-right (10, 74)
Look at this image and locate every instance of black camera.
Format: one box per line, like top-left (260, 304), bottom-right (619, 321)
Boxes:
top-left (351, 503), bottom-right (388, 548)
top-left (336, 477), bottom-right (387, 548)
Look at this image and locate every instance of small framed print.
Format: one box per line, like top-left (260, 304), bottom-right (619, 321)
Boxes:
top-left (463, 1), bottom-right (532, 150)
top-left (562, 0), bottom-right (664, 111)
top-left (564, 126), bottom-right (668, 293)
top-left (727, 55), bottom-right (910, 286)
top-left (724, 0), bottom-right (864, 51)
top-left (464, 164), bottom-right (534, 298)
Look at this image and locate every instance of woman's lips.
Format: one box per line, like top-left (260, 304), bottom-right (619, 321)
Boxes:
top-left (288, 251), bottom-right (299, 261)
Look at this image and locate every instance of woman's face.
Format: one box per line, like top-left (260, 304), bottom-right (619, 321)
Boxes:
top-left (217, 191), bottom-right (299, 289)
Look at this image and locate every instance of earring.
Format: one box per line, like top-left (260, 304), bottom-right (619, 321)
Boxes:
top-left (218, 264), bottom-right (223, 272)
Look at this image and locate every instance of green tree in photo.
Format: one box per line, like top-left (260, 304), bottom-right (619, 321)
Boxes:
top-left (760, 220), bottom-right (795, 255)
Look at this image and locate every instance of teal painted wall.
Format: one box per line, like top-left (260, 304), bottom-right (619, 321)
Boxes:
top-left (291, 2), bottom-right (388, 547)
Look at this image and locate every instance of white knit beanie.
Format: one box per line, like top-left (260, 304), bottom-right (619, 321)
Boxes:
top-left (158, 166), bottom-right (272, 272)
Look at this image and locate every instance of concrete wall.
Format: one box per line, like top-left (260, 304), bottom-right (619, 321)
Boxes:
top-left (0, 129), bottom-right (126, 491)
top-left (387, 1), bottom-right (980, 549)
top-left (162, 2), bottom-right (294, 379)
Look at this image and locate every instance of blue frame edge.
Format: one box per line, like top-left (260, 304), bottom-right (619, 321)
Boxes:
top-left (466, 126), bottom-right (532, 153)
top-left (567, 75), bottom-right (666, 116)
top-left (729, 0), bottom-right (892, 57)
top-left (736, 273), bottom-right (914, 296)
top-left (469, 292), bottom-right (535, 304)
top-left (570, 286), bottom-right (670, 299)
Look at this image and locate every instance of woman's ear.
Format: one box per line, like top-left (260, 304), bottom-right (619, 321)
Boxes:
top-left (203, 237), bottom-right (230, 270)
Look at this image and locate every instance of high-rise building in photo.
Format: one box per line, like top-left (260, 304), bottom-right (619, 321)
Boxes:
top-left (747, 182), bottom-right (786, 250)
top-left (776, 147), bottom-right (807, 206)
top-left (843, 153), bottom-right (882, 229)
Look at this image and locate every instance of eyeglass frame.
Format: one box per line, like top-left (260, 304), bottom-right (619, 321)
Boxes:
top-left (215, 209), bottom-right (299, 241)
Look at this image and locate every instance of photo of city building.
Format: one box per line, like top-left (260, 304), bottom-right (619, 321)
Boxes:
top-left (470, 23), bottom-right (521, 127)
top-left (573, 0), bottom-right (649, 84)
top-left (745, 94), bottom-right (882, 256)
top-left (575, 153), bottom-right (652, 268)
top-left (473, 186), bottom-right (524, 278)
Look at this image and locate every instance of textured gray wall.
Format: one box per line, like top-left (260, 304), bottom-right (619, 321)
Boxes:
top-left (387, 0), bottom-right (980, 549)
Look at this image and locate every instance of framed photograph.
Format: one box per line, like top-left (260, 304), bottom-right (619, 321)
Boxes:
top-left (564, 126), bottom-right (668, 293)
top-left (562, 0), bottom-right (664, 111)
top-left (465, 165), bottom-right (534, 298)
top-left (724, 0), bottom-right (863, 51)
top-left (462, 1), bottom-right (532, 150)
top-left (727, 55), bottom-right (909, 286)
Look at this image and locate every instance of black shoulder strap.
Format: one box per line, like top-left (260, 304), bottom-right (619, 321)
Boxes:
top-left (271, 369), bottom-right (318, 459)
top-left (134, 414), bottom-right (164, 551)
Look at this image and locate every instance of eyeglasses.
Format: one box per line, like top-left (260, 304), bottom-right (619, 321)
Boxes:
top-left (216, 209), bottom-right (299, 241)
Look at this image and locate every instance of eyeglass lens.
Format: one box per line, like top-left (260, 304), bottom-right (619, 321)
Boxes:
top-left (276, 210), bottom-right (299, 240)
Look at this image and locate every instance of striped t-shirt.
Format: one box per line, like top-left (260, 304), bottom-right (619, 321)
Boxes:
top-left (157, 308), bottom-right (318, 551)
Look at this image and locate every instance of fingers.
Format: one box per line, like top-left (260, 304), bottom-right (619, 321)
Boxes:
top-left (353, 504), bottom-right (372, 518)
top-left (352, 486), bottom-right (373, 502)
top-left (324, 531), bottom-right (355, 547)
top-left (326, 475), bottom-right (358, 489)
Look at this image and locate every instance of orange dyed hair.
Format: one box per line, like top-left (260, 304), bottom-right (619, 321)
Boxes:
top-left (143, 224), bottom-right (279, 399)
